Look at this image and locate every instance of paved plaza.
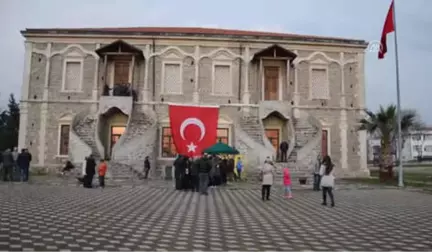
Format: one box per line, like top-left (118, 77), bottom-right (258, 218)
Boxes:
top-left (1, 183), bottom-right (432, 251)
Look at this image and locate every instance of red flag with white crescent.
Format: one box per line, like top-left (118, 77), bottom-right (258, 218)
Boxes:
top-left (168, 104), bottom-right (219, 157)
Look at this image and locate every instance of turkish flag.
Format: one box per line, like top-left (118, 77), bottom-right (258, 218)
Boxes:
top-left (378, 0), bottom-right (395, 59)
top-left (168, 104), bottom-right (219, 157)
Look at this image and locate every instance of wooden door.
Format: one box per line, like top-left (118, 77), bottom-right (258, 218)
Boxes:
top-left (264, 67), bottom-right (279, 100)
top-left (114, 61), bottom-right (130, 84)
top-left (321, 129), bottom-right (328, 157)
top-left (265, 129), bottom-right (280, 152)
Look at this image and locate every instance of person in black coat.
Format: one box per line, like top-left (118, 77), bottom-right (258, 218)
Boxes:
top-left (174, 155), bottom-right (185, 190)
top-left (144, 156), bottom-right (151, 179)
top-left (83, 155), bottom-right (96, 188)
top-left (280, 141), bottom-right (289, 162)
top-left (17, 149), bottom-right (32, 182)
top-left (190, 157), bottom-right (200, 192)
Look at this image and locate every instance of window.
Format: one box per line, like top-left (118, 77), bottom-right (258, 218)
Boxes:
top-left (114, 60), bottom-right (130, 84)
top-left (161, 127), bottom-right (177, 158)
top-left (63, 61), bottom-right (82, 91)
top-left (58, 124), bottom-right (70, 156)
top-left (163, 63), bottom-right (182, 94)
top-left (412, 134), bottom-right (422, 141)
top-left (213, 65), bottom-right (232, 95)
top-left (424, 145), bottom-right (432, 152)
top-left (216, 128), bottom-right (229, 144)
top-left (310, 68), bottom-right (329, 99)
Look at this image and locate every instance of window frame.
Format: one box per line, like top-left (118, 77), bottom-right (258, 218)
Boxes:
top-left (160, 127), bottom-right (177, 158)
top-left (216, 128), bottom-right (230, 144)
top-left (161, 60), bottom-right (183, 95)
top-left (309, 64), bottom-right (330, 100)
top-left (57, 123), bottom-right (71, 157)
top-left (61, 58), bottom-right (84, 93)
top-left (212, 61), bottom-right (233, 96)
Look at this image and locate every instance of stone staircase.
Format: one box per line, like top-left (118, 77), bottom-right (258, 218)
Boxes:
top-left (239, 116), bottom-right (265, 145)
top-left (107, 161), bottom-right (141, 184)
top-left (72, 113), bottom-right (101, 160)
top-left (120, 110), bottom-right (155, 148)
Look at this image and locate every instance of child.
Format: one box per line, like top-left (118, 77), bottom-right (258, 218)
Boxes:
top-left (98, 159), bottom-right (107, 189)
top-left (283, 167), bottom-right (293, 199)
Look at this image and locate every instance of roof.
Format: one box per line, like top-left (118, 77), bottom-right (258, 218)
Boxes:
top-left (21, 27), bottom-right (367, 46)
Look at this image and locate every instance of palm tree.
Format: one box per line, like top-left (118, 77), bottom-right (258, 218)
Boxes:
top-left (358, 105), bottom-right (422, 181)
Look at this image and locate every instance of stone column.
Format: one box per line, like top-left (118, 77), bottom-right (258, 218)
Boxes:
top-left (339, 52), bottom-right (348, 170)
top-left (193, 45), bottom-right (200, 103)
top-left (18, 41), bottom-right (33, 150)
top-left (358, 129), bottom-right (369, 175)
top-left (142, 45), bottom-right (150, 110)
top-left (357, 52), bottom-right (366, 109)
top-left (91, 43), bottom-right (100, 113)
top-left (38, 43), bottom-right (51, 166)
top-left (286, 60), bottom-right (290, 101)
top-left (292, 51), bottom-right (300, 118)
top-left (242, 46), bottom-right (250, 113)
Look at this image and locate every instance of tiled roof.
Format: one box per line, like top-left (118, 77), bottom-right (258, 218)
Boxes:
top-left (21, 27), bottom-right (367, 45)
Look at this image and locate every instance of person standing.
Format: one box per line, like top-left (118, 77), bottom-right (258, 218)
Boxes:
top-left (198, 153), bottom-right (212, 195)
top-left (174, 155), bottom-right (184, 190)
top-left (261, 160), bottom-right (274, 201)
top-left (220, 159), bottom-right (228, 185)
top-left (144, 156), bottom-right (151, 179)
top-left (283, 167), bottom-right (293, 199)
top-left (319, 155), bottom-right (335, 207)
top-left (83, 155), bottom-right (96, 188)
top-left (2, 149), bottom-right (14, 182)
top-left (313, 155), bottom-right (322, 191)
top-left (98, 159), bottom-right (107, 189)
top-left (190, 157), bottom-right (200, 192)
top-left (17, 148), bottom-right (32, 182)
top-left (236, 157), bottom-right (244, 181)
top-left (279, 141), bottom-right (289, 162)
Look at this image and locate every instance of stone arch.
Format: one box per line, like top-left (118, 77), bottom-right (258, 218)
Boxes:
top-left (50, 44), bottom-right (98, 58)
top-left (149, 46), bottom-right (194, 60)
top-left (199, 48), bottom-right (243, 63)
top-left (297, 51), bottom-right (340, 65)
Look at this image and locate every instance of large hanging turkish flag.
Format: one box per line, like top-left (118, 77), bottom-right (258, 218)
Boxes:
top-left (168, 104), bottom-right (219, 157)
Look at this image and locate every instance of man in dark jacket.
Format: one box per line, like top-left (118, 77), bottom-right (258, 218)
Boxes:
top-left (2, 149), bottom-right (14, 182)
top-left (280, 141), bottom-right (289, 162)
top-left (83, 155), bottom-right (96, 188)
top-left (144, 156), bottom-right (151, 179)
top-left (174, 155), bottom-right (185, 190)
top-left (17, 148), bottom-right (32, 182)
top-left (198, 154), bottom-right (212, 195)
top-left (190, 157), bottom-right (200, 192)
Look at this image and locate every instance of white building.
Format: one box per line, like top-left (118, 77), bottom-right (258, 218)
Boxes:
top-left (367, 127), bottom-right (432, 162)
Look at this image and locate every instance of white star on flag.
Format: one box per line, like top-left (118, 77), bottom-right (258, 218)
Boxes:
top-left (187, 142), bottom-right (197, 153)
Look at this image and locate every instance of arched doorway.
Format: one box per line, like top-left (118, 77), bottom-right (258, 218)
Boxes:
top-left (99, 107), bottom-right (128, 158)
top-left (262, 111), bottom-right (291, 158)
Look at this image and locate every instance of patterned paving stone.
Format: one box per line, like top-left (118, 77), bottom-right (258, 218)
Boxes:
top-left (0, 183), bottom-right (432, 251)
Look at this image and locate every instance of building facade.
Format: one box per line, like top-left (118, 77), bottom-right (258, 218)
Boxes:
top-left (19, 27), bottom-right (369, 179)
top-left (368, 128), bottom-right (432, 162)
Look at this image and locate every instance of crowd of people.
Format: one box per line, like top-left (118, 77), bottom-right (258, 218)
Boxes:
top-left (0, 147), bottom-right (32, 182)
top-left (172, 153), bottom-right (244, 195)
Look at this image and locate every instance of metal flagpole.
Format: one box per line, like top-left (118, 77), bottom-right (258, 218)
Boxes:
top-left (392, 0), bottom-right (404, 187)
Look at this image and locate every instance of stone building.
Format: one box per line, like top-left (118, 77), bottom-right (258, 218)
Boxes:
top-left (19, 27), bottom-right (369, 179)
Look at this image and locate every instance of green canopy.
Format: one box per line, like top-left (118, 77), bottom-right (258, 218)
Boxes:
top-left (204, 142), bottom-right (239, 155)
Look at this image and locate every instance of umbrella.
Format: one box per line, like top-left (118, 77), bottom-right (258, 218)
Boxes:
top-left (204, 142), bottom-right (240, 155)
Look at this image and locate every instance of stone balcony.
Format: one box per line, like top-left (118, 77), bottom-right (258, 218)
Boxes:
top-left (98, 95), bottom-right (133, 116)
top-left (258, 100), bottom-right (292, 120)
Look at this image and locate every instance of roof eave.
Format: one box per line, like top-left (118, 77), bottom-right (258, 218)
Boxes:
top-left (20, 29), bottom-right (368, 47)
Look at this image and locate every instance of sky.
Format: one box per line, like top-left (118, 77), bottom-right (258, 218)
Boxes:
top-left (0, 0), bottom-right (431, 123)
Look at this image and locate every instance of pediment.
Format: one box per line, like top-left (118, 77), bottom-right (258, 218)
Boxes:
top-left (310, 58), bottom-right (328, 65)
top-left (164, 52), bottom-right (182, 59)
top-left (213, 53), bottom-right (232, 61)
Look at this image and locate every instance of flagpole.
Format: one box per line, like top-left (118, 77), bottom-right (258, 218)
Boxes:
top-left (392, 0), bottom-right (404, 187)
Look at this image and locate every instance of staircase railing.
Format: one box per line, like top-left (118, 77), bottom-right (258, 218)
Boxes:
top-left (296, 113), bottom-right (322, 168)
top-left (69, 110), bottom-right (92, 165)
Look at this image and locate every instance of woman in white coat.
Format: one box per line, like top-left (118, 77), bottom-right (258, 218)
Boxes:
top-left (261, 159), bottom-right (274, 201)
top-left (319, 155), bottom-right (335, 207)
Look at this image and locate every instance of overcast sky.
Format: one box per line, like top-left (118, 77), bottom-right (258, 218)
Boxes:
top-left (0, 0), bottom-right (431, 123)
